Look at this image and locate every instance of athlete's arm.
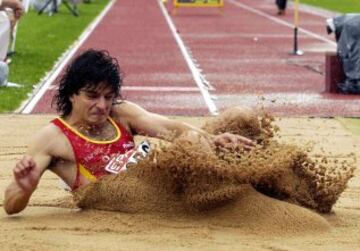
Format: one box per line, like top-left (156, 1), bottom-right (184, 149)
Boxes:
top-left (113, 101), bottom-right (253, 149)
top-left (3, 126), bottom-right (54, 215)
top-left (113, 101), bottom-right (207, 139)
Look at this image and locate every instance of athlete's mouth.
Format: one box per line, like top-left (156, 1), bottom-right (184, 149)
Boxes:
top-left (92, 111), bottom-right (107, 116)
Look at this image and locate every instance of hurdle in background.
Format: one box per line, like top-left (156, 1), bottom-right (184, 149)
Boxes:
top-left (171, 0), bottom-right (224, 15)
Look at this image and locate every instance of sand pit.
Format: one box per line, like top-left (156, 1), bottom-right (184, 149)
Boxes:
top-left (0, 114), bottom-right (359, 251)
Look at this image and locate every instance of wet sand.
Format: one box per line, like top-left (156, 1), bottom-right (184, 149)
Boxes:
top-left (0, 115), bottom-right (359, 251)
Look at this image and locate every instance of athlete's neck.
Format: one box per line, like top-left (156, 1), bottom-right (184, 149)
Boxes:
top-left (63, 116), bottom-right (116, 141)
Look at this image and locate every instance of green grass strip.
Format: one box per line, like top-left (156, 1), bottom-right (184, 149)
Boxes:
top-left (0, 0), bottom-right (110, 112)
top-left (301, 0), bottom-right (360, 13)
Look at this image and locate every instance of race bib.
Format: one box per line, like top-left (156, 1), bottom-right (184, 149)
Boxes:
top-left (104, 140), bottom-right (150, 174)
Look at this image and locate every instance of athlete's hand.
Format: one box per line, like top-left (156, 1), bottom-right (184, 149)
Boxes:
top-left (213, 132), bottom-right (254, 150)
top-left (13, 156), bottom-right (41, 194)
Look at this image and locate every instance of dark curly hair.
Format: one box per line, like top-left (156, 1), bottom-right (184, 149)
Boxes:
top-left (52, 49), bottom-right (123, 117)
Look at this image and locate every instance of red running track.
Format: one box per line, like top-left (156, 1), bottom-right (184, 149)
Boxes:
top-left (30, 0), bottom-right (360, 116)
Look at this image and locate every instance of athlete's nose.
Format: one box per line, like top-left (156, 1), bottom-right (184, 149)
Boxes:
top-left (96, 96), bottom-right (108, 110)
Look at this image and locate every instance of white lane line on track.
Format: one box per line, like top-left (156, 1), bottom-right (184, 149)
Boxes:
top-left (184, 33), bottom-right (310, 38)
top-left (123, 86), bottom-right (204, 92)
top-left (47, 85), bottom-right (201, 92)
top-left (18, 0), bottom-right (117, 114)
top-left (227, 0), bottom-right (337, 47)
top-left (157, 0), bottom-right (218, 115)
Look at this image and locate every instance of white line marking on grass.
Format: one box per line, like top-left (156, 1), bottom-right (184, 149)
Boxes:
top-left (19, 0), bottom-right (117, 114)
top-left (157, 0), bottom-right (218, 115)
top-left (227, 0), bottom-right (337, 47)
top-left (48, 85), bottom-right (201, 92)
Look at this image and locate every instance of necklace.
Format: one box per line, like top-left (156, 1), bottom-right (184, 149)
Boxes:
top-left (77, 121), bottom-right (117, 141)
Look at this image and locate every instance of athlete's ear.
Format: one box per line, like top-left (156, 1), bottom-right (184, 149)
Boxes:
top-left (69, 94), bottom-right (76, 104)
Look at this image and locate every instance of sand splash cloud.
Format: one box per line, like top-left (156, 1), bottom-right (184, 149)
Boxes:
top-left (73, 108), bottom-right (355, 217)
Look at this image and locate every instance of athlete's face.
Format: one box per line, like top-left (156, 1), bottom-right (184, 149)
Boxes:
top-left (70, 83), bottom-right (115, 125)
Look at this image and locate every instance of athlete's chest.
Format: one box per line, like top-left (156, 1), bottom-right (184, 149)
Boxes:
top-left (53, 128), bottom-right (135, 164)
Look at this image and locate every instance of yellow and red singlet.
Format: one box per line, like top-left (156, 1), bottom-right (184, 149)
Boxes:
top-left (52, 117), bottom-right (135, 190)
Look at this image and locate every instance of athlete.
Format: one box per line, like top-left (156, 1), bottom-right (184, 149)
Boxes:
top-left (3, 49), bottom-right (254, 215)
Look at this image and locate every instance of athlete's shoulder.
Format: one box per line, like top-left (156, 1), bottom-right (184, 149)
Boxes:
top-left (26, 121), bottom-right (67, 155)
top-left (37, 121), bottom-right (62, 138)
top-left (112, 100), bottom-right (147, 118)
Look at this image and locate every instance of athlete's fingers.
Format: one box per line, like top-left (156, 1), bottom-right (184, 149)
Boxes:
top-left (235, 135), bottom-right (254, 147)
top-left (219, 133), bottom-right (254, 148)
top-left (14, 156), bottom-right (35, 177)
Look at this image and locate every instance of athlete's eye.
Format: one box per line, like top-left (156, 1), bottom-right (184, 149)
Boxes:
top-left (83, 91), bottom-right (99, 99)
top-left (87, 94), bottom-right (98, 99)
top-left (105, 95), bottom-right (115, 100)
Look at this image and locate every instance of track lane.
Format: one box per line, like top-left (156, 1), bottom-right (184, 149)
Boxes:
top-left (30, 0), bottom-right (211, 115)
top-left (28, 0), bottom-right (360, 116)
top-left (169, 0), bottom-right (360, 116)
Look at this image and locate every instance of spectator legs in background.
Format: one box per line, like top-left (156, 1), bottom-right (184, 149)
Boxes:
top-left (0, 61), bottom-right (9, 87)
top-left (276, 0), bottom-right (287, 15)
top-left (0, 11), bottom-right (11, 62)
top-left (0, 61), bottom-right (22, 88)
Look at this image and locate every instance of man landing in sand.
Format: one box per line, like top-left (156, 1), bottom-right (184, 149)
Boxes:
top-left (3, 49), bottom-right (254, 215)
